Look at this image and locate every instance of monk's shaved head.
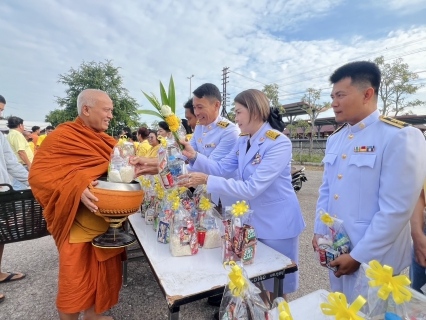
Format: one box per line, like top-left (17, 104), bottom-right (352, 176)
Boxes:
top-left (77, 89), bottom-right (113, 132)
top-left (77, 89), bottom-right (109, 115)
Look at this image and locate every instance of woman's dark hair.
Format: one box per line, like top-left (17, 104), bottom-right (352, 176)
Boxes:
top-left (131, 131), bottom-right (137, 142)
top-left (183, 98), bottom-right (194, 115)
top-left (7, 116), bottom-right (23, 129)
top-left (329, 61), bottom-right (381, 96)
top-left (0, 95), bottom-right (6, 104)
top-left (149, 130), bottom-right (161, 144)
top-left (268, 108), bottom-right (285, 132)
top-left (181, 119), bottom-right (192, 134)
top-left (137, 127), bottom-right (150, 139)
top-left (158, 121), bottom-right (171, 132)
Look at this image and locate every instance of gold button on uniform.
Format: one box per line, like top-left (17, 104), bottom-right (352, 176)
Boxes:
top-left (359, 123), bottom-right (365, 129)
top-left (334, 194), bottom-right (339, 200)
top-left (342, 154), bottom-right (347, 159)
top-left (203, 132), bottom-right (206, 136)
top-left (208, 125), bottom-right (212, 130)
top-left (338, 174), bottom-right (343, 180)
top-left (348, 134), bottom-right (354, 139)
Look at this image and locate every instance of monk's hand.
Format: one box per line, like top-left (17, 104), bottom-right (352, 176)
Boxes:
top-left (129, 156), bottom-right (159, 176)
top-left (178, 172), bottom-right (208, 188)
top-left (330, 254), bottom-right (360, 278)
top-left (178, 139), bottom-right (197, 160)
top-left (81, 181), bottom-right (99, 213)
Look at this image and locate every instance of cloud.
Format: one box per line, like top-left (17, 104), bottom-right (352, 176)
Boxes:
top-left (0, 0), bottom-right (425, 123)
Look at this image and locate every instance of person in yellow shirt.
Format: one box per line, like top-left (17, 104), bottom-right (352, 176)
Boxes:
top-left (6, 117), bottom-right (33, 190)
top-left (136, 127), bottom-right (151, 157)
top-left (146, 130), bottom-right (161, 158)
top-left (23, 131), bottom-right (35, 154)
top-left (36, 125), bottom-right (54, 150)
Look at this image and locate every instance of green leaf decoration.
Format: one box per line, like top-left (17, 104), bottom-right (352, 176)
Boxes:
top-left (168, 75), bottom-right (176, 113)
top-left (159, 81), bottom-right (169, 107)
top-left (137, 109), bottom-right (163, 119)
top-left (141, 91), bottom-right (161, 111)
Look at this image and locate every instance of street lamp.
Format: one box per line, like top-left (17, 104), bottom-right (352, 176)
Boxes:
top-left (187, 75), bottom-right (194, 99)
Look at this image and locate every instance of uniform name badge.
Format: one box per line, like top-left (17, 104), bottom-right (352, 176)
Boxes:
top-left (252, 152), bottom-right (261, 165)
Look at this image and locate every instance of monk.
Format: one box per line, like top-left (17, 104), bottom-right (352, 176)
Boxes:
top-left (29, 89), bottom-right (123, 320)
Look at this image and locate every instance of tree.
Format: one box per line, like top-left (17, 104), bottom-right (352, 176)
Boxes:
top-left (262, 84), bottom-right (285, 114)
top-left (295, 119), bottom-right (310, 139)
top-left (45, 60), bottom-right (141, 136)
top-left (301, 88), bottom-right (331, 157)
top-left (374, 56), bottom-right (425, 116)
top-left (150, 120), bottom-right (159, 130)
top-left (227, 106), bottom-right (236, 122)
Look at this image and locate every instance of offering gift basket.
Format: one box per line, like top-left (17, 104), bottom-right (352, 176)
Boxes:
top-left (0, 184), bottom-right (49, 244)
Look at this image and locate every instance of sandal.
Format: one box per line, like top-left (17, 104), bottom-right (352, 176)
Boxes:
top-left (0, 272), bottom-right (26, 283)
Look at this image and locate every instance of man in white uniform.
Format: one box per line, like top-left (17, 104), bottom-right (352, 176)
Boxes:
top-left (313, 61), bottom-right (426, 302)
top-left (188, 83), bottom-right (240, 210)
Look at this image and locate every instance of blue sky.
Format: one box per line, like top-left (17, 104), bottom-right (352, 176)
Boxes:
top-left (1, 0), bottom-right (425, 124)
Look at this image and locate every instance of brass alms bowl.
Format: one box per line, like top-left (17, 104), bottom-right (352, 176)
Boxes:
top-left (90, 180), bottom-right (144, 248)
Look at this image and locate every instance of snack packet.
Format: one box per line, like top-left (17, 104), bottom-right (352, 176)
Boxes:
top-left (197, 196), bottom-right (223, 249)
top-left (315, 209), bottom-right (351, 272)
top-left (219, 261), bottom-right (269, 320)
top-left (169, 205), bottom-right (198, 257)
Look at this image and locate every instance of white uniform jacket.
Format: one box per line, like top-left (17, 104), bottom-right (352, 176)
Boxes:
top-left (192, 122), bottom-right (306, 240)
top-left (314, 110), bottom-right (426, 298)
top-left (189, 116), bottom-right (239, 207)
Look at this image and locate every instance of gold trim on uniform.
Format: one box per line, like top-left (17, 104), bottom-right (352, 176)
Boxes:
top-left (265, 130), bottom-right (280, 140)
top-left (379, 115), bottom-right (410, 129)
top-left (330, 123), bottom-right (348, 137)
top-left (196, 120), bottom-right (200, 125)
top-left (217, 121), bottom-right (230, 129)
top-left (239, 133), bottom-right (249, 136)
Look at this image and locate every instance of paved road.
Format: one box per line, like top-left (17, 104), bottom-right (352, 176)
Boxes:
top-left (0, 169), bottom-right (330, 319)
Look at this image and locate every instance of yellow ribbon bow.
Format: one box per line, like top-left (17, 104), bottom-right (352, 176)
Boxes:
top-left (223, 261), bottom-right (247, 297)
top-left (117, 135), bottom-right (128, 146)
top-left (178, 187), bottom-right (188, 195)
top-left (167, 189), bottom-right (179, 201)
top-left (155, 183), bottom-right (165, 200)
top-left (278, 301), bottom-right (293, 320)
top-left (320, 211), bottom-right (335, 227)
top-left (366, 260), bottom-right (412, 304)
top-left (231, 201), bottom-right (249, 217)
top-left (171, 196), bottom-right (180, 211)
top-left (157, 136), bottom-right (167, 148)
top-left (320, 292), bottom-right (366, 320)
top-left (199, 196), bottom-right (213, 211)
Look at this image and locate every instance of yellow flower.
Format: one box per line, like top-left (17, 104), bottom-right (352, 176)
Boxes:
top-left (231, 200), bottom-right (249, 217)
top-left (199, 196), bottom-right (213, 211)
top-left (165, 114), bottom-right (180, 132)
top-left (172, 196), bottom-right (180, 211)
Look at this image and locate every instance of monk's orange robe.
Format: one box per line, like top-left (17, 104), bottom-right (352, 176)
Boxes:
top-left (29, 117), bottom-right (124, 314)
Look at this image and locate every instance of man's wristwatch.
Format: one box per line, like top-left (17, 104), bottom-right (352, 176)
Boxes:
top-left (189, 152), bottom-right (198, 163)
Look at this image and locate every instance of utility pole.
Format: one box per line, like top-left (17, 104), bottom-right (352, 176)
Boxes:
top-left (187, 75), bottom-right (194, 99)
top-left (221, 67), bottom-right (230, 119)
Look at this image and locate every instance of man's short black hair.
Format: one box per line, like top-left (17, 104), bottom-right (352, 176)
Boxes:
top-left (183, 98), bottom-right (194, 115)
top-left (193, 83), bottom-right (221, 103)
top-left (329, 61), bottom-right (381, 96)
top-left (122, 127), bottom-right (131, 136)
top-left (7, 116), bottom-right (23, 129)
top-left (32, 126), bottom-right (40, 132)
top-left (46, 125), bottom-right (55, 130)
top-left (0, 95), bottom-right (5, 104)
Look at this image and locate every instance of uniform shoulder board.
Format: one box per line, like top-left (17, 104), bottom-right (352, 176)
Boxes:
top-left (265, 130), bottom-right (280, 140)
top-left (239, 133), bottom-right (249, 136)
top-left (379, 115), bottom-right (411, 129)
top-left (329, 123), bottom-right (348, 137)
top-left (217, 121), bottom-right (230, 129)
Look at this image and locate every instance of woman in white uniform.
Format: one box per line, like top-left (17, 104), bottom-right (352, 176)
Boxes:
top-left (179, 89), bottom-right (306, 297)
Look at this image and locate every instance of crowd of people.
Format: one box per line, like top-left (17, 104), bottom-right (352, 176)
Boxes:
top-left (0, 60), bottom-right (426, 320)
